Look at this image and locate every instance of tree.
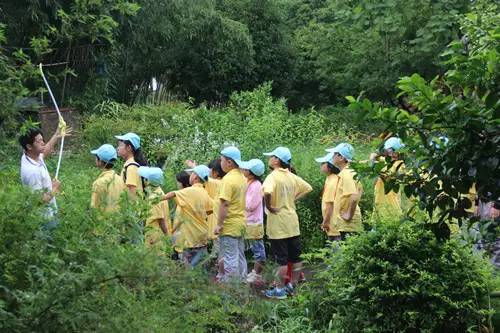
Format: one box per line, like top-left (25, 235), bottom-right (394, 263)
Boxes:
top-left (348, 0), bottom-right (499, 237)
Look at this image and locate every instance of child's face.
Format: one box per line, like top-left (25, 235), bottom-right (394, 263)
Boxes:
top-left (320, 163), bottom-right (330, 174)
top-left (220, 156), bottom-right (230, 172)
top-left (116, 141), bottom-right (130, 159)
top-left (95, 156), bottom-right (101, 167)
top-left (189, 172), bottom-right (198, 185)
top-left (267, 156), bottom-right (277, 169)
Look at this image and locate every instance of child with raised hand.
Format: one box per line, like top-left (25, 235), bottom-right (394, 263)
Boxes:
top-left (239, 158), bottom-right (267, 284)
top-left (326, 143), bottom-right (363, 240)
top-left (161, 165), bottom-right (213, 268)
top-left (90, 144), bottom-right (125, 213)
top-left (138, 166), bottom-right (170, 248)
top-left (115, 132), bottom-right (148, 201)
top-left (262, 147), bottom-right (312, 299)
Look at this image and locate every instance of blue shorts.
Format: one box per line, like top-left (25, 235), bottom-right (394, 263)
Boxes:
top-left (183, 247), bottom-right (207, 268)
top-left (247, 239), bottom-right (266, 262)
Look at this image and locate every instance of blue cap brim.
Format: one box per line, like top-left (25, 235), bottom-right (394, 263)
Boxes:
top-left (90, 149), bottom-right (99, 155)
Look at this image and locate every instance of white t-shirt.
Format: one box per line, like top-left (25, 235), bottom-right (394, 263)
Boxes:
top-left (20, 153), bottom-right (57, 218)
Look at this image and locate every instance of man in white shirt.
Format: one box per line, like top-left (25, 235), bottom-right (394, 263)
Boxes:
top-left (19, 126), bottom-right (69, 226)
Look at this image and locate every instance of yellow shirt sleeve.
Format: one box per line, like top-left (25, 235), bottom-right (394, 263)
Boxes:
top-left (323, 176), bottom-right (337, 203)
top-left (125, 164), bottom-right (139, 187)
top-left (218, 180), bottom-right (235, 202)
top-left (262, 175), bottom-right (275, 195)
top-left (295, 175), bottom-right (313, 197)
top-left (341, 171), bottom-right (358, 197)
top-left (91, 179), bottom-right (103, 208)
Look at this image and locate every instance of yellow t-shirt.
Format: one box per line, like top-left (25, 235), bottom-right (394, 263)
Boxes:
top-left (144, 187), bottom-right (171, 247)
top-left (373, 160), bottom-right (405, 221)
top-left (174, 183), bottom-right (212, 249)
top-left (263, 168), bottom-right (313, 239)
top-left (120, 157), bottom-right (143, 195)
top-left (204, 177), bottom-right (221, 240)
top-left (218, 168), bottom-right (247, 238)
top-left (322, 173), bottom-right (341, 237)
top-left (333, 167), bottom-right (362, 233)
top-left (91, 169), bottom-right (125, 213)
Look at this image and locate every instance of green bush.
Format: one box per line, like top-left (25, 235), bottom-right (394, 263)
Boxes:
top-left (266, 220), bottom-right (494, 332)
top-left (0, 157), bottom-right (271, 332)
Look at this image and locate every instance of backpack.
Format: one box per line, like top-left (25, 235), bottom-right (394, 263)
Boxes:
top-left (123, 161), bottom-right (146, 194)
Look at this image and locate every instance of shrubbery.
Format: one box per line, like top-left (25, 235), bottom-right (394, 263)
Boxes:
top-left (262, 221), bottom-right (494, 332)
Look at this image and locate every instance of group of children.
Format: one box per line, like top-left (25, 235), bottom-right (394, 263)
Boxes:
top-left (20, 126), bottom-right (410, 299)
top-left (88, 131), bottom-right (404, 299)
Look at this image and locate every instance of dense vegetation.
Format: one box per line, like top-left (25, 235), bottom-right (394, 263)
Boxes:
top-left (0, 0), bottom-right (498, 331)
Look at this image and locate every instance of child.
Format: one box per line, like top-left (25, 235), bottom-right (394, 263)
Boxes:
top-left (215, 146), bottom-right (248, 282)
top-left (326, 143), bottom-right (362, 241)
top-left (115, 132), bottom-right (148, 201)
top-left (262, 147), bottom-right (312, 299)
top-left (90, 144), bottom-right (125, 213)
top-left (315, 152), bottom-right (341, 242)
top-left (206, 158), bottom-right (225, 244)
top-left (162, 165), bottom-right (213, 268)
top-left (370, 137), bottom-right (405, 222)
top-left (138, 166), bottom-right (170, 248)
top-left (171, 171), bottom-right (191, 260)
top-left (239, 158), bottom-right (266, 284)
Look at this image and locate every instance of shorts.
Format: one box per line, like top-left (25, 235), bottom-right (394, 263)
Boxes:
top-left (270, 236), bottom-right (301, 266)
top-left (217, 236), bottom-right (247, 282)
top-left (246, 239), bottom-right (266, 262)
top-left (183, 246), bottom-right (207, 268)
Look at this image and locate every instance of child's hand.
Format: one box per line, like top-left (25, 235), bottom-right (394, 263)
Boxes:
top-left (268, 207), bottom-right (280, 214)
top-left (321, 221), bottom-right (330, 232)
top-left (214, 225), bottom-right (223, 235)
top-left (341, 212), bottom-right (352, 221)
top-left (185, 160), bottom-right (197, 168)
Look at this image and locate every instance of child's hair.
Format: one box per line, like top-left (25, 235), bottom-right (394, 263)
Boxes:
top-left (248, 171), bottom-right (263, 183)
top-left (19, 128), bottom-right (42, 150)
top-left (208, 158), bottom-right (226, 178)
top-left (122, 140), bottom-right (148, 166)
top-left (326, 163), bottom-right (340, 175)
top-left (97, 157), bottom-right (115, 169)
top-left (176, 171), bottom-right (191, 188)
top-left (278, 159), bottom-right (296, 174)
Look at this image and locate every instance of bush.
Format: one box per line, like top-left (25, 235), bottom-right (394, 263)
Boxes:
top-left (265, 220), bottom-right (494, 332)
top-left (0, 157), bottom-right (271, 332)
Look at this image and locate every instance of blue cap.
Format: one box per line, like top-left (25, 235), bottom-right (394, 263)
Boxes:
top-left (315, 152), bottom-right (334, 165)
top-left (326, 143), bottom-right (354, 161)
top-left (115, 132), bottom-right (141, 150)
top-left (384, 137), bottom-right (405, 151)
top-left (239, 159), bottom-right (265, 176)
top-left (91, 144), bottom-right (117, 163)
top-left (221, 146), bottom-right (242, 166)
top-left (138, 166), bottom-right (164, 186)
top-left (263, 146), bottom-right (292, 164)
top-left (187, 165), bottom-right (210, 181)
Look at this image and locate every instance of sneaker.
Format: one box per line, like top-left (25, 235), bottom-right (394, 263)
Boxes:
top-left (264, 287), bottom-right (287, 300)
top-left (246, 270), bottom-right (262, 284)
top-left (284, 282), bottom-right (295, 296)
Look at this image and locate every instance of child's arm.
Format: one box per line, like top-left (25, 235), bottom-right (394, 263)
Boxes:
top-left (214, 199), bottom-right (229, 235)
top-left (264, 193), bottom-right (279, 214)
top-left (321, 202), bottom-right (333, 232)
top-left (341, 194), bottom-right (358, 222)
top-left (161, 191), bottom-right (176, 201)
top-left (159, 218), bottom-right (168, 235)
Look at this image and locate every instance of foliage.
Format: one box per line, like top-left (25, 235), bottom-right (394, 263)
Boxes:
top-left (347, 0), bottom-right (500, 237)
top-left (262, 221), bottom-right (494, 332)
top-left (287, 0), bottom-right (470, 107)
top-left (0, 155), bottom-right (270, 332)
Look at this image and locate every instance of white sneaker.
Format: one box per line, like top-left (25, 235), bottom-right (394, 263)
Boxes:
top-left (246, 270), bottom-right (262, 283)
